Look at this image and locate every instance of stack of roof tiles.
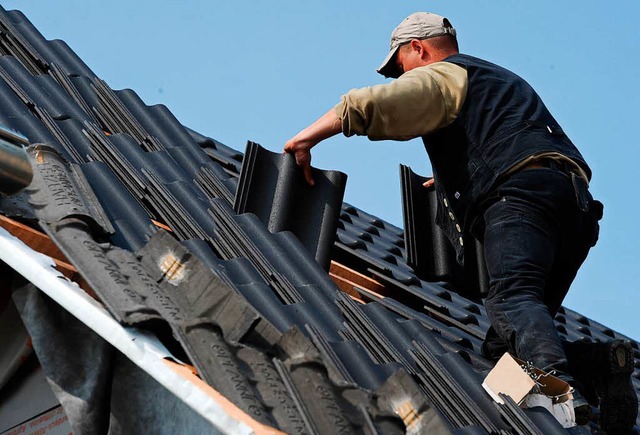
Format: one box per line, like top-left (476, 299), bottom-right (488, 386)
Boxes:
top-left (0, 6), bottom-right (637, 434)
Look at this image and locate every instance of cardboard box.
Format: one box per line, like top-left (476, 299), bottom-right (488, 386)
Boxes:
top-left (482, 353), bottom-right (575, 428)
top-left (482, 353), bottom-right (572, 405)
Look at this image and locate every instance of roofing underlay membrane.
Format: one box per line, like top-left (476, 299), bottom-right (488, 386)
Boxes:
top-left (0, 5), bottom-right (638, 434)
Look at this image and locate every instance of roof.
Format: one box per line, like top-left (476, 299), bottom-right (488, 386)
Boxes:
top-left (0, 5), bottom-right (637, 434)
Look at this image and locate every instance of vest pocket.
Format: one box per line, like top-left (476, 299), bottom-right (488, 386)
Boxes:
top-left (480, 121), bottom-right (532, 151)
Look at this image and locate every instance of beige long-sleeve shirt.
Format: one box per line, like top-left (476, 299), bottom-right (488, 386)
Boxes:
top-left (334, 62), bottom-right (468, 140)
top-left (333, 61), bottom-right (589, 182)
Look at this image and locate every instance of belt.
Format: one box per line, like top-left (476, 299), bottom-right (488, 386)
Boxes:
top-left (520, 159), bottom-right (571, 174)
top-left (520, 158), bottom-right (591, 189)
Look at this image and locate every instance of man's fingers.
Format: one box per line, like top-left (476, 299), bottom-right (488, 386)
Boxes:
top-left (303, 165), bottom-right (315, 186)
top-left (283, 141), bottom-right (294, 155)
top-left (423, 178), bottom-right (435, 188)
top-left (283, 139), bottom-right (315, 186)
top-left (296, 151), bottom-right (315, 186)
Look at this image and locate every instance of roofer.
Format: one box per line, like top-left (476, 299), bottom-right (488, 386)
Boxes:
top-left (284, 11), bottom-right (637, 432)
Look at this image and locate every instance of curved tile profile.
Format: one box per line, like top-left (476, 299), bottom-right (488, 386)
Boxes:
top-left (234, 141), bottom-right (347, 271)
top-left (400, 163), bottom-right (489, 300)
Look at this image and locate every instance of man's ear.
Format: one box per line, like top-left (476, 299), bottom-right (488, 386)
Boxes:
top-left (410, 39), bottom-right (423, 54)
top-left (413, 39), bottom-right (432, 62)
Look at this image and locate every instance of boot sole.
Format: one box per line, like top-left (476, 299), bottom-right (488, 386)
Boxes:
top-left (596, 340), bottom-right (638, 434)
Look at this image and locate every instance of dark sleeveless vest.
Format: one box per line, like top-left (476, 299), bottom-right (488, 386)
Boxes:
top-left (423, 54), bottom-right (591, 264)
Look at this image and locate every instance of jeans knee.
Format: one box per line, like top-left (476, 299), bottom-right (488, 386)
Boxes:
top-left (485, 289), bottom-right (520, 315)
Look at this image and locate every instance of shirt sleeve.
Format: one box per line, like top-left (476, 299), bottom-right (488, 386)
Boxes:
top-left (333, 61), bottom-right (468, 141)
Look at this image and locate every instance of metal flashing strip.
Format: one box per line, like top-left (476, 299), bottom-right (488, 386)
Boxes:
top-left (0, 227), bottom-right (255, 435)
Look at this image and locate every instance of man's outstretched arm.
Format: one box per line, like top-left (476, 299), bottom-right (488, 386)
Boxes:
top-left (284, 63), bottom-right (466, 186)
top-left (283, 109), bottom-right (342, 186)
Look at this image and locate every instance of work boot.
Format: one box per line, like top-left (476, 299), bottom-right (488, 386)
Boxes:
top-left (592, 340), bottom-right (638, 434)
top-left (571, 388), bottom-right (594, 426)
top-left (564, 340), bottom-right (601, 404)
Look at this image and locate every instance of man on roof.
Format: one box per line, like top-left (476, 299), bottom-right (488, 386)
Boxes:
top-left (284, 12), bottom-right (637, 432)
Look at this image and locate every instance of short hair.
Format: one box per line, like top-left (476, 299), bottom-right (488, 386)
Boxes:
top-left (397, 34), bottom-right (459, 57)
top-left (427, 34), bottom-right (459, 52)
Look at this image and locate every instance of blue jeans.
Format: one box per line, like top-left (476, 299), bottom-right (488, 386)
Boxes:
top-left (480, 167), bottom-right (601, 382)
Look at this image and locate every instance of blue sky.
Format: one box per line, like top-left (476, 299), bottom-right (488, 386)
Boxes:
top-left (4, 1), bottom-right (639, 339)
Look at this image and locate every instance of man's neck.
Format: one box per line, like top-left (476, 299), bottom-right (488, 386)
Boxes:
top-left (431, 49), bottom-right (459, 63)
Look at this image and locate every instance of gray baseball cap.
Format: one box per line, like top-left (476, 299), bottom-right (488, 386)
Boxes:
top-left (377, 12), bottom-right (456, 78)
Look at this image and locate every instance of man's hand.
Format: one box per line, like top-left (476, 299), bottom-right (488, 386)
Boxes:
top-left (284, 139), bottom-right (315, 186)
top-left (283, 109), bottom-right (343, 186)
top-left (423, 178), bottom-right (435, 188)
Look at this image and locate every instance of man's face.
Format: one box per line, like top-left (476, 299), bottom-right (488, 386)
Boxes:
top-left (394, 48), bottom-right (406, 77)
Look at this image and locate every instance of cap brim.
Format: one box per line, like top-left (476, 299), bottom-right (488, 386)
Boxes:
top-left (376, 45), bottom-right (402, 79)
